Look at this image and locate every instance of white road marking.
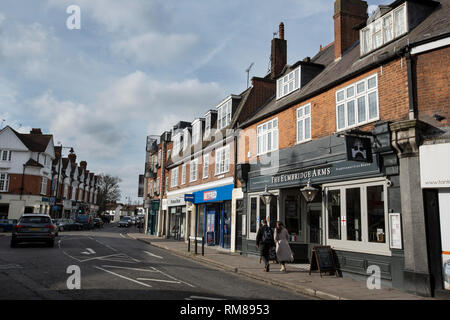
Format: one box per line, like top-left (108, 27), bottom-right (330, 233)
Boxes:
top-left (120, 233), bottom-right (126, 239)
top-left (94, 266), bottom-right (152, 288)
top-left (0, 264), bottom-right (23, 270)
top-left (144, 251), bottom-right (163, 259)
top-left (136, 278), bottom-right (181, 284)
top-left (150, 266), bottom-right (195, 288)
top-left (100, 265), bottom-right (159, 273)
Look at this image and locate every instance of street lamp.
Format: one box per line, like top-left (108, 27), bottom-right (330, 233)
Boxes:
top-left (261, 185), bottom-right (276, 205)
top-left (300, 180), bottom-right (319, 202)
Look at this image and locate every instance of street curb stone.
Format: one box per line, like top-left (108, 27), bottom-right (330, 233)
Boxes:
top-left (133, 237), bottom-right (341, 300)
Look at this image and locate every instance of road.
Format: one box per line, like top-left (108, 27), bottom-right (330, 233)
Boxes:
top-left (0, 223), bottom-right (312, 300)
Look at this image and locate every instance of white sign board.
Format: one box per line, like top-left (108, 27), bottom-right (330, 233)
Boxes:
top-left (389, 213), bottom-right (402, 249)
top-left (420, 143), bottom-right (450, 188)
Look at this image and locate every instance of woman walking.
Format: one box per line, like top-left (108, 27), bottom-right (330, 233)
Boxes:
top-left (274, 221), bottom-right (294, 272)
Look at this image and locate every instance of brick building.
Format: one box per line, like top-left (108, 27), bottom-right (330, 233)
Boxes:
top-left (235, 0), bottom-right (449, 297)
top-left (0, 126), bottom-right (100, 219)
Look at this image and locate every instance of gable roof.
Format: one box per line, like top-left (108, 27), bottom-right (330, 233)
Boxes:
top-left (9, 127), bottom-right (54, 153)
top-left (239, 0), bottom-right (449, 128)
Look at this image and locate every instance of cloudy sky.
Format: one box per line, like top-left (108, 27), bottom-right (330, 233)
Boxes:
top-left (0, 0), bottom-right (386, 203)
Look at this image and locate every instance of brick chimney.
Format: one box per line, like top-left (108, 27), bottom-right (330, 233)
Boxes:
top-left (270, 22), bottom-right (287, 79)
top-left (68, 152), bottom-right (77, 164)
top-left (80, 161), bottom-right (87, 171)
top-left (334, 0), bottom-right (368, 60)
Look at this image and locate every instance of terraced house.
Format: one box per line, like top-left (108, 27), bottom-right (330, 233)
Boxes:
top-left (0, 125), bottom-right (101, 220)
top-left (236, 0), bottom-right (449, 297)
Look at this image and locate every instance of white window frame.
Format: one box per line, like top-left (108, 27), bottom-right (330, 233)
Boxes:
top-left (324, 178), bottom-right (390, 256)
top-left (0, 173), bottom-right (9, 192)
top-left (183, 129), bottom-right (190, 150)
top-left (360, 3), bottom-right (408, 56)
top-left (335, 74), bottom-right (379, 132)
top-left (205, 114), bottom-right (211, 137)
top-left (203, 153), bottom-right (209, 179)
top-left (215, 145), bottom-right (230, 176)
top-left (192, 121), bottom-right (201, 145)
top-left (41, 177), bottom-right (48, 195)
top-left (1, 150), bottom-right (12, 162)
top-left (181, 163), bottom-right (187, 185)
top-left (172, 134), bottom-right (181, 155)
top-left (247, 191), bottom-right (279, 240)
top-left (170, 167), bottom-right (178, 187)
top-left (296, 103), bottom-right (312, 144)
top-left (257, 118), bottom-right (278, 155)
top-left (276, 66), bottom-right (301, 100)
top-left (190, 158), bottom-right (198, 182)
top-left (156, 178), bottom-right (160, 194)
top-left (217, 99), bottom-right (232, 130)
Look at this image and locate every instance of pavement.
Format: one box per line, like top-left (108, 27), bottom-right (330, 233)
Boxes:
top-left (126, 232), bottom-right (435, 300)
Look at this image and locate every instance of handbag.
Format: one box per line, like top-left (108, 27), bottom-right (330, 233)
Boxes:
top-left (269, 246), bottom-right (277, 261)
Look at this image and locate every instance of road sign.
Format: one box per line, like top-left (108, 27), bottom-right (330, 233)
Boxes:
top-left (184, 194), bottom-right (194, 202)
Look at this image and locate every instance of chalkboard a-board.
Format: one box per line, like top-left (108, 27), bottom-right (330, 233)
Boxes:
top-left (309, 246), bottom-right (338, 277)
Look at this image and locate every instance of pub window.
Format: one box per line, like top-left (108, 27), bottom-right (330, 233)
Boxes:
top-left (297, 103), bottom-right (311, 143)
top-left (257, 118), bottom-right (278, 155)
top-left (259, 197), bottom-right (267, 226)
top-left (285, 195), bottom-right (300, 238)
top-left (325, 180), bottom-right (389, 254)
top-left (250, 197), bottom-right (257, 233)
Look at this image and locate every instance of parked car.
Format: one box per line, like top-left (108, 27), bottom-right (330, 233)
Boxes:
top-left (11, 214), bottom-right (57, 247)
top-left (0, 219), bottom-right (18, 232)
top-left (130, 217), bottom-right (136, 225)
top-left (118, 216), bottom-right (132, 228)
top-left (56, 219), bottom-right (82, 231)
top-left (76, 214), bottom-right (94, 230)
top-left (93, 218), bottom-right (104, 229)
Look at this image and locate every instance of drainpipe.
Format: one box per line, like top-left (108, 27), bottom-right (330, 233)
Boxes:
top-left (405, 48), bottom-right (417, 120)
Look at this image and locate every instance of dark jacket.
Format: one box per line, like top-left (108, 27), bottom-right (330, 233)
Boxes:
top-left (256, 225), bottom-right (275, 247)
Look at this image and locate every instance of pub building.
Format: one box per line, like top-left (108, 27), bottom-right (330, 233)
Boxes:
top-left (235, 0), bottom-right (448, 296)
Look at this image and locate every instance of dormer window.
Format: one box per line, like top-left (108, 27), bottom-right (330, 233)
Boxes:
top-left (192, 121), bottom-right (201, 145)
top-left (173, 134), bottom-right (181, 154)
top-left (217, 99), bottom-right (232, 130)
top-left (205, 114), bottom-right (211, 137)
top-left (183, 129), bottom-right (190, 150)
top-left (360, 3), bottom-right (407, 56)
top-left (276, 66), bottom-right (300, 100)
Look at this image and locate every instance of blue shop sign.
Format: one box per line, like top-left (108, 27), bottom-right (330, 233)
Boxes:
top-left (184, 194), bottom-right (194, 202)
top-left (193, 184), bottom-right (233, 204)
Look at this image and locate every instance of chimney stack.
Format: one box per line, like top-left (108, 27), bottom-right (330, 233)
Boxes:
top-left (30, 128), bottom-right (43, 135)
top-left (334, 0), bottom-right (368, 60)
top-left (270, 22), bottom-right (287, 79)
top-left (80, 161), bottom-right (87, 171)
top-left (68, 152), bottom-right (77, 164)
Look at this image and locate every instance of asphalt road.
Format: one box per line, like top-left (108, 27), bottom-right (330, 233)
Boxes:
top-left (0, 224), bottom-right (312, 300)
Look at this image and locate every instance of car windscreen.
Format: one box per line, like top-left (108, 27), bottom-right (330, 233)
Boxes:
top-left (20, 217), bottom-right (51, 224)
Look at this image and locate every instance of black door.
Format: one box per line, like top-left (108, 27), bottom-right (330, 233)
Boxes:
top-left (423, 189), bottom-right (444, 296)
top-left (236, 199), bottom-right (243, 251)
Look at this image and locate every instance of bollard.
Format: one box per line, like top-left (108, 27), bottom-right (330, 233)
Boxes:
top-left (188, 236), bottom-right (191, 252)
top-left (202, 236), bottom-right (205, 256)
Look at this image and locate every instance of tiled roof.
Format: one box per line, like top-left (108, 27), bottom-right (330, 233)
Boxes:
top-left (239, 0), bottom-right (449, 128)
top-left (11, 127), bottom-right (53, 153)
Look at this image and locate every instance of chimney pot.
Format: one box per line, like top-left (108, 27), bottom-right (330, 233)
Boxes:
top-left (279, 22), bottom-right (285, 40)
top-left (30, 128), bottom-right (42, 135)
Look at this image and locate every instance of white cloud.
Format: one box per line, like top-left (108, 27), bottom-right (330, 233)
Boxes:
top-left (0, 16), bottom-right (56, 77)
top-left (111, 32), bottom-right (198, 65)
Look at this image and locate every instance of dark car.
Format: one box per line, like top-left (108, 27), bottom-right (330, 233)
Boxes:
top-left (75, 214), bottom-right (94, 230)
top-left (11, 214), bottom-right (57, 247)
top-left (118, 216), bottom-right (132, 228)
top-left (93, 218), bottom-right (104, 229)
top-left (0, 219), bottom-right (18, 232)
top-left (56, 219), bottom-right (82, 231)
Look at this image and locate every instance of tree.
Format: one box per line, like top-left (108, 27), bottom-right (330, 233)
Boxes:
top-left (97, 174), bottom-right (122, 214)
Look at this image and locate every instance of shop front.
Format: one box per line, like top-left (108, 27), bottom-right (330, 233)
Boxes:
top-left (193, 184), bottom-right (233, 249)
top-left (420, 142), bottom-right (450, 295)
top-left (147, 200), bottom-right (159, 235)
top-left (241, 128), bottom-right (406, 289)
top-left (167, 197), bottom-right (186, 240)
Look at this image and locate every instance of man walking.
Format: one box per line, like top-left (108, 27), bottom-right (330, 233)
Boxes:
top-left (256, 219), bottom-right (275, 272)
